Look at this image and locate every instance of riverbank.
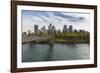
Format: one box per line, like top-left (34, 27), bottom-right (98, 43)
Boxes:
top-left (22, 32), bottom-right (90, 44)
top-left (22, 40), bottom-right (89, 44)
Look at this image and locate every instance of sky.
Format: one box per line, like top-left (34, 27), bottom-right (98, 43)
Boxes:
top-left (22, 10), bottom-right (90, 32)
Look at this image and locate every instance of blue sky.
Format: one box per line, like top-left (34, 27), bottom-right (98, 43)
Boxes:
top-left (22, 10), bottom-right (90, 32)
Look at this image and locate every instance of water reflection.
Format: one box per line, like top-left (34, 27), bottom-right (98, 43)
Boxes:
top-left (44, 44), bottom-right (54, 61)
top-left (22, 43), bottom-right (90, 62)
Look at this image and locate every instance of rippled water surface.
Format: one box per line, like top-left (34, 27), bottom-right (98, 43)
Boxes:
top-left (22, 43), bottom-right (90, 62)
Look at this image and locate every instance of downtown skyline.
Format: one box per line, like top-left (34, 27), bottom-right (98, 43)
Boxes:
top-left (22, 10), bottom-right (90, 32)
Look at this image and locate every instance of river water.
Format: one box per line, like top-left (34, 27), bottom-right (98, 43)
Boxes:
top-left (22, 43), bottom-right (90, 62)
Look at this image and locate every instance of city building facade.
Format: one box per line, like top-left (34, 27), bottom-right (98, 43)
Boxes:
top-left (34, 25), bottom-right (38, 33)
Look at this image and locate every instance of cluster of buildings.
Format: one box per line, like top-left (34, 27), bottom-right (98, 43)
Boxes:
top-left (22, 24), bottom-right (87, 35)
top-left (63, 25), bottom-right (73, 33)
top-left (34, 24), bottom-right (73, 34)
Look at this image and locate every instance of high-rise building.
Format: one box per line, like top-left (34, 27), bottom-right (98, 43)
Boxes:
top-left (41, 26), bottom-right (46, 32)
top-left (63, 25), bottom-right (67, 33)
top-left (69, 25), bottom-right (73, 32)
top-left (34, 25), bottom-right (38, 33)
top-left (48, 24), bottom-right (52, 34)
top-left (42, 26), bottom-right (46, 31)
top-left (52, 26), bottom-right (56, 33)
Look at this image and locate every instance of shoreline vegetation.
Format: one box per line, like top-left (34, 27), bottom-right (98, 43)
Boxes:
top-left (22, 32), bottom-right (90, 44)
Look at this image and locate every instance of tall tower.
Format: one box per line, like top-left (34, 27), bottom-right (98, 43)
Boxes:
top-left (63, 25), bottom-right (67, 33)
top-left (42, 26), bottom-right (46, 31)
top-left (48, 24), bottom-right (52, 34)
top-left (41, 26), bottom-right (46, 32)
top-left (34, 25), bottom-right (38, 33)
top-left (69, 25), bottom-right (73, 32)
top-left (52, 25), bottom-right (56, 33)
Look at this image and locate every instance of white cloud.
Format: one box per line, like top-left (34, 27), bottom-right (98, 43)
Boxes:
top-left (32, 16), bottom-right (44, 22)
top-left (22, 11), bottom-right (90, 32)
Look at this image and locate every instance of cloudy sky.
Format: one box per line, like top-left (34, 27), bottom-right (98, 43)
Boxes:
top-left (22, 10), bottom-right (90, 32)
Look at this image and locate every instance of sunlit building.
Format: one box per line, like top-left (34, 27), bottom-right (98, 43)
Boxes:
top-left (27, 30), bottom-right (32, 35)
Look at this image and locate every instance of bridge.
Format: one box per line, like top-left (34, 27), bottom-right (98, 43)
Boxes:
top-left (22, 34), bottom-right (52, 44)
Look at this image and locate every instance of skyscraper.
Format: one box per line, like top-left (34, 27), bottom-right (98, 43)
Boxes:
top-left (69, 25), bottom-right (73, 32)
top-left (63, 25), bottom-right (67, 33)
top-left (41, 26), bottom-right (46, 32)
top-left (48, 24), bottom-right (52, 34)
top-left (34, 25), bottom-right (38, 33)
top-left (52, 25), bottom-right (56, 33)
top-left (42, 26), bottom-right (46, 31)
